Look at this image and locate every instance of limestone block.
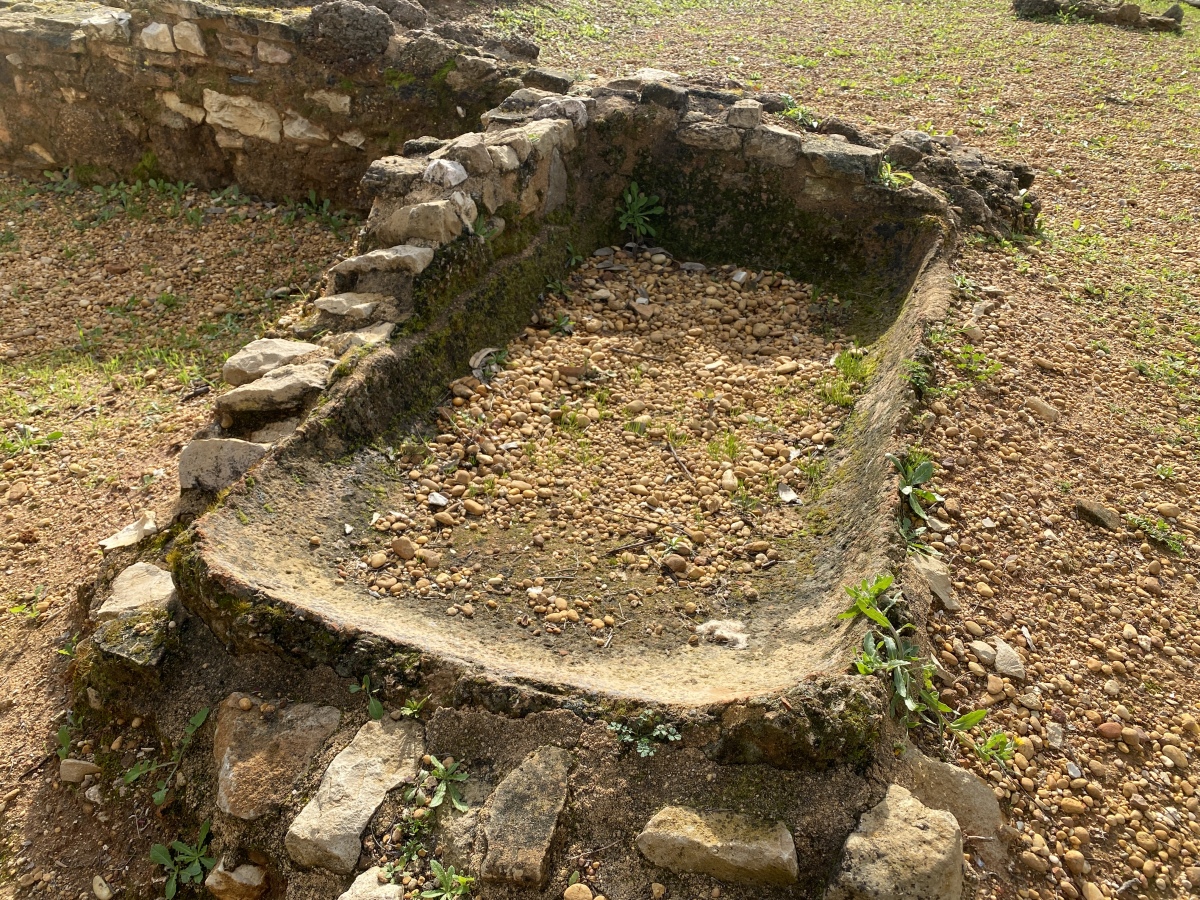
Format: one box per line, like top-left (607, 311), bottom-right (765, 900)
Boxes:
top-left (173, 21), bottom-right (205, 56)
top-left (432, 132), bottom-right (493, 176)
top-left (139, 23), bottom-right (176, 53)
top-left (336, 869), bottom-right (403, 900)
top-left (214, 363), bottom-right (329, 414)
top-left (222, 338), bottom-right (322, 386)
top-left (487, 144), bottom-right (520, 172)
top-left (60, 759), bottom-right (102, 783)
top-left (217, 32), bottom-right (253, 56)
top-left (202, 89), bottom-right (281, 144)
top-left (315, 293), bottom-right (382, 320)
top-left (306, 89), bottom-right (350, 114)
top-left (204, 860), bottom-right (267, 900)
top-left (339, 129), bottom-right (366, 149)
top-left (727, 99), bottom-right (763, 129)
top-left (825, 785), bottom-right (963, 900)
top-left (257, 41), bottom-right (292, 64)
top-left (908, 553), bottom-right (956, 611)
top-left (636, 806), bottom-right (798, 885)
top-left (481, 747), bottom-right (572, 886)
top-left (902, 748), bottom-right (1003, 852)
top-left (80, 11), bottom-right (131, 43)
top-left (286, 719), bottom-right (424, 873)
top-left (330, 245), bottom-right (434, 277)
top-left (801, 136), bottom-right (882, 182)
top-left (284, 111), bottom-right (330, 144)
top-left (376, 200), bottom-right (463, 246)
top-left (423, 159), bottom-right (468, 188)
top-left (678, 122), bottom-right (742, 152)
top-left (214, 692), bottom-right (341, 820)
top-left (95, 562), bottom-right (177, 622)
top-left (178, 439), bottom-right (270, 491)
top-left (744, 125), bottom-right (802, 167)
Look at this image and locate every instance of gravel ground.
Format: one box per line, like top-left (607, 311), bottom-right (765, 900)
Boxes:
top-left (0, 176), bottom-right (347, 897)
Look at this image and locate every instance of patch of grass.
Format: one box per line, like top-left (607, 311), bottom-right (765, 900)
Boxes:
top-left (1125, 514), bottom-right (1185, 554)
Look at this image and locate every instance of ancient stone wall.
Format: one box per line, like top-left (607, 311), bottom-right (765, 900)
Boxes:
top-left (0, 0), bottom-right (537, 208)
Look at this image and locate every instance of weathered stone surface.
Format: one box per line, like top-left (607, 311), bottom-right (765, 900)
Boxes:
top-left (1077, 498), bottom-right (1121, 531)
top-left (330, 245), bottom-right (435, 277)
top-left (284, 112), bottom-right (331, 144)
top-left (214, 692), bottom-right (341, 820)
top-left (434, 132), bottom-right (493, 175)
top-left (336, 868), bottom-right (403, 900)
top-left (163, 91), bottom-right (205, 124)
top-left (372, 0), bottom-right (427, 28)
top-left (202, 90), bottom-right (281, 144)
top-left (826, 785), bottom-right (963, 900)
top-left (286, 719), bottom-right (424, 874)
top-left (1026, 396), bottom-right (1060, 423)
top-left (481, 746), bottom-right (572, 887)
top-left (172, 21), bottom-right (205, 56)
top-left (215, 363), bottom-right (329, 414)
top-left (80, 10), bottom-right (131, 43)
top-left (641, 80), bottom-right (689, 110)
top-left (908, 554), bottom-right (956, 611)
top-left (902, 748), bottom-right (1002, 844)
top-left (204, 859), bottom-right (268, 900)
top-left (636, 806), bottom-right (798, 885)
top-left (257, 41), bottom-right (292, 64)
top-left (59, 759), bottom-right (102, 783)
top-left (321, 322), bottom-right (396, 353)
top-left (306, 89), bottom-right (352, 115)
top-left (802, 136), bottom-right (882, 181)
top-left (744, 125), bottom-right (802, 167)
top-left (96, 562), bottom-right (177, 622)
top-left (677, 121), bottom-right (742, 151)
top-left (315, 293), bottom-right (383, 319)
top-left (423, 158), bottom-right (469, 188)
top-left (223, 338), bottom-right (322, 386)
top-left (727, 99), bottom-right (763, 129)
top-left (993, 637), bottom-right (1026, 681)
top-left (303, 0), bottom-right (392, 70)
top-left (523, 67), bottom-right (573, 93)
top-left (139, 22), bottom-right (175, 53)
top-left (179, 439), bottom-right (270, 491)
top-left (375, 200), bottom-right (464, 246)
top-left (98, 510), bottom-right (158, 552)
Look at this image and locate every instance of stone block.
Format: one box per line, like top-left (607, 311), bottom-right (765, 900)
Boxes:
top-left (178, 438), bottom-right (270, 491)
top-left (173, 21), bottom-right (205, 56)
top-left (139, 23), bottom-right (175, 53)
top-left (376, 200), bottom-right (463, 246)
top-left (315, 293), bottom-right (382, 320)
top-left (283, 111), bottom-right (330, 144)
top-left (481, 747), bottom-right (572, 887)
top-left (95, 562), bottom-right (177, 622)
top-left (801, 136), bottom-right (882, 182)
top-left (727, 99), bottom-right (763, 129)
top-left (214, 692), bottom-right (341, 820)
top-left (215, 363), bottom-right (329, 414)
top-left (330, 245), bottom-right (435, 277)
top-left (744, 125), bottom-right (802, 167)
top-left (336, 869), bottom-right (403, 900)
top-left (678, 121), bottom-right (742, 152)
top-left (826, 784), bottom-right (962, 900)
top-left (636, 806), bottom-right (798, 885)
top-left (257, 40), bottom-right (291, 64)
top-left (223, 338), bottom-right (322, 386)
top-left (204, 859), bottom-right (267, 900)
top-left (162, 91), bottom-right (205, 123)
top-left (202, 89), bottom-right (281, 143)
top-left (286, 719), bottom-right (424, 873)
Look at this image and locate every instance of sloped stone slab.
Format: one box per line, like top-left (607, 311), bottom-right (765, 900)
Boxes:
top-left (636, 806), bottom-right (798, 885)
top-left (481, 746), bottom-right (572, 887)
top-left (826, 784), bottom-right (962, 900)
top-left (330, 245), bottom-right (434, 277)
top-left (315, 293), bottom-right (384, 320)
top-left (286, 719), bottom-right (424, 873)
top-left (214, 692), bottom-right (341, 820)
top-left (223, 338), bottom-right (321, 386)
top-left (215, 363), bottom-right (330, 414)
top-left (802, 137), bottom-right (882, 182)
top-left (179, 439), bottom-right (270, 491)
top-left (95, 562), bottom-right (177, 622)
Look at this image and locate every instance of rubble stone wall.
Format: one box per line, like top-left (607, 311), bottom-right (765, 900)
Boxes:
top-left (0, 0), bottom-right (534, 208)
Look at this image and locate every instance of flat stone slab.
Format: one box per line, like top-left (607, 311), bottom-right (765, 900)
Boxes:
top-left (481, 746), bottom-right (572, 887)
top-left (329, 245), bottom-right (434, 277)
top-left (826, 784), bottom-right (962, 900)
top-left (179, 439), bottom-right (270, 491)
top-left (223, 338), bottom-right (322, 386)
top-left (95, 562), bottom-right (177, 622)
top-left (216, 362), bottom-right (330, 414)
top-left (214, 692), bottom-right (341, 820)
top-left (59, 758), bottom-right (101, 783)
top-left (636, 806), bottom-right (798, 885)
top-left (315, 293), bottom-right (384, 320)
top-left (285, 719), bottom-right (424, 874)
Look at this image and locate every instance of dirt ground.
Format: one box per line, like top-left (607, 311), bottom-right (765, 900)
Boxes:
top-left (2, 1), bottom-right (1200, 899)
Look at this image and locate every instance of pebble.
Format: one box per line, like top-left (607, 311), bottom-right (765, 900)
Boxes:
top-left (563, 885), bottom-right (593, 900)
top-left (92, 876), bottom-right (114, 900)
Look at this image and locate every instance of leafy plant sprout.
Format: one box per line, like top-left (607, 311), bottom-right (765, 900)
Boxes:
top-left (617, 181), bottom-right (664, 244)
top-left (887, 452), bottom-right (943, 522)
top-left (349, 674), bottom-right (385, 720)
top-left (124, 706), bottom-right (210, 806)
top-left (404, 756), bottom-right (470, 813)
top-left (608, 712), bottom-right (681, 757)
top-left (150, 821), bottom-right (216, 899)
